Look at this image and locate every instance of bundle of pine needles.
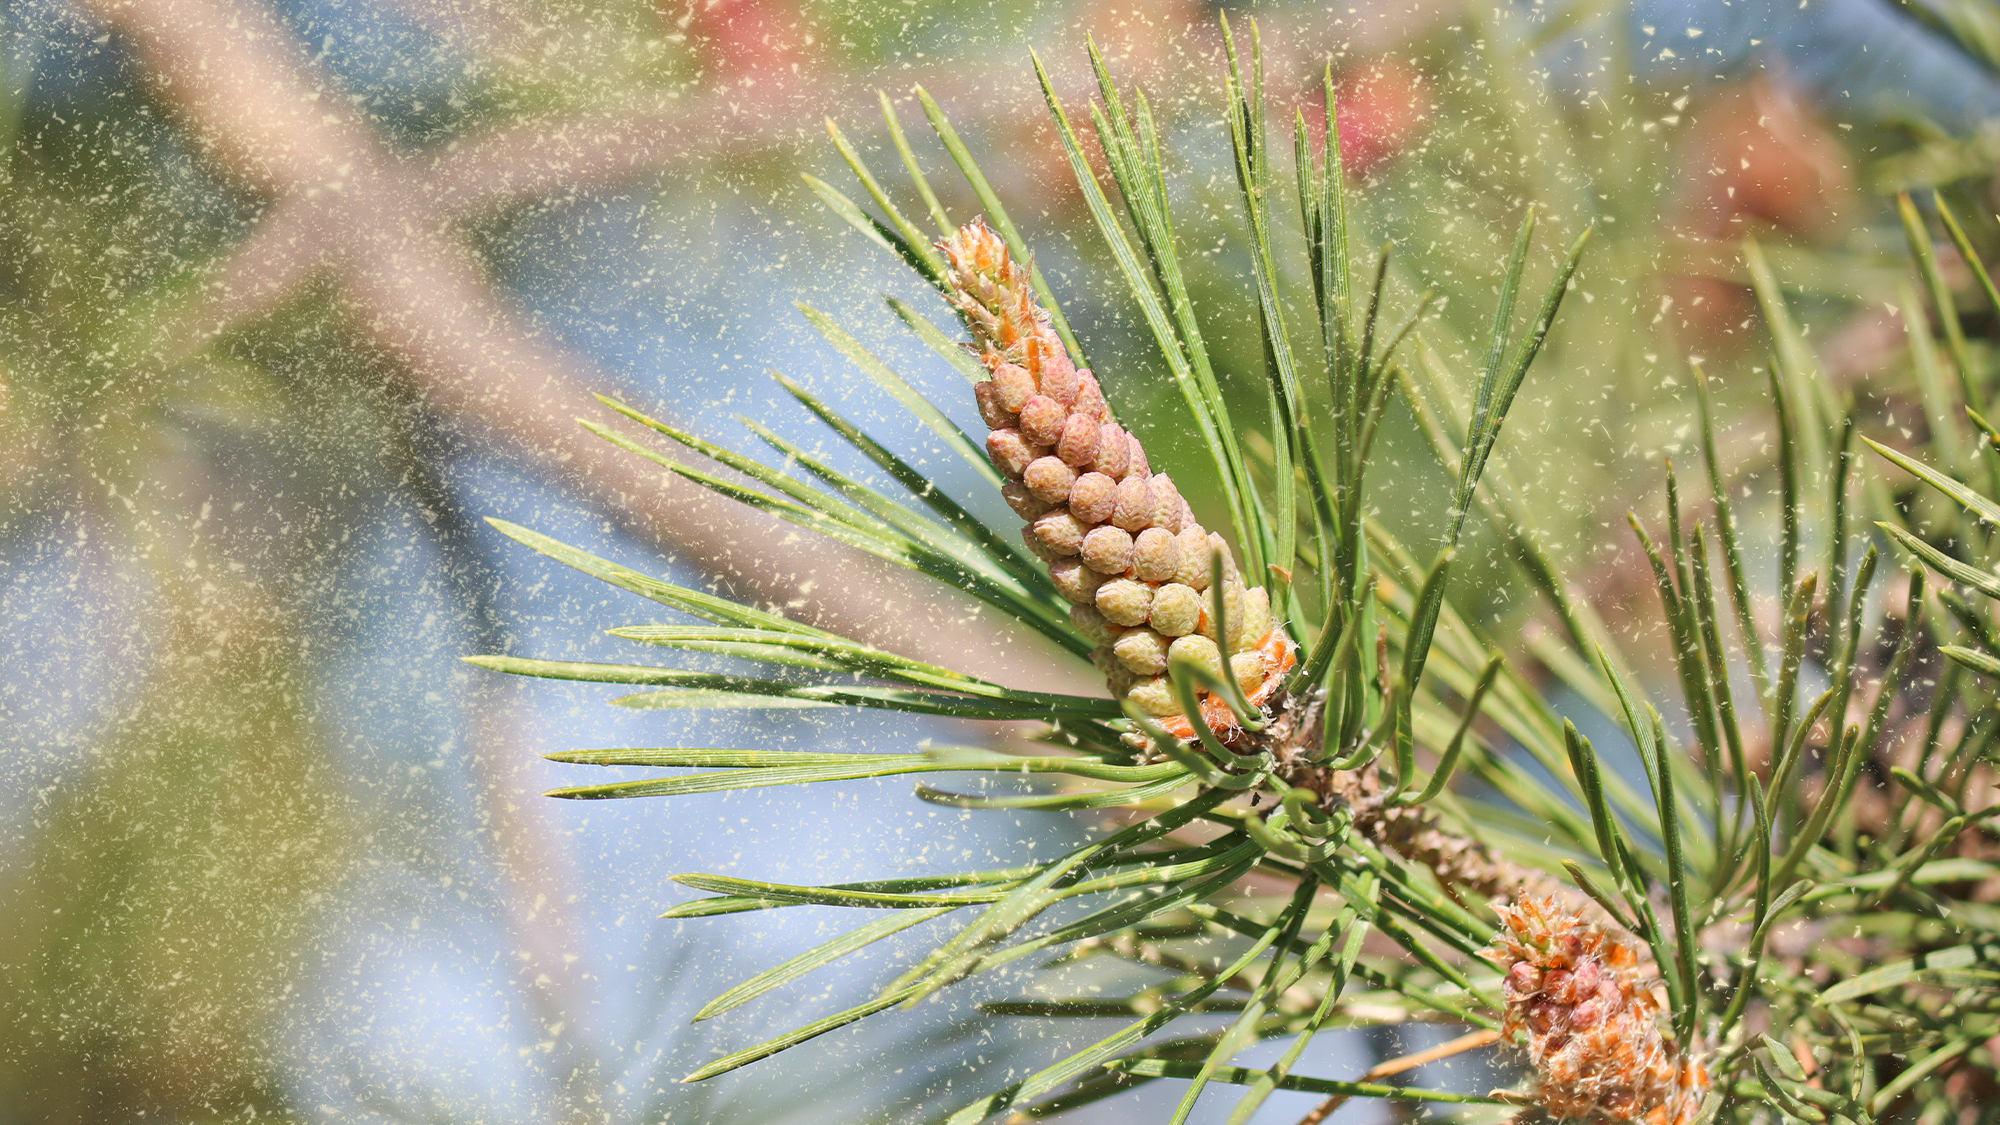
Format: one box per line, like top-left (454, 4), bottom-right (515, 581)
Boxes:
top-left (470, 21), bottom-right (2000, 1125)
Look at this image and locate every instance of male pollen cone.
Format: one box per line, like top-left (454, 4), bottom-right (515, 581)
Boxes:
top-left (937, 218), bottom-right (1295, 740)
top-left (1484, 896), bottom-right (1710, 1125)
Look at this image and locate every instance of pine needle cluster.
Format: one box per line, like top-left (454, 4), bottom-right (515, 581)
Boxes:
top-left (470, 20), bottom-right (2000, 1125)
